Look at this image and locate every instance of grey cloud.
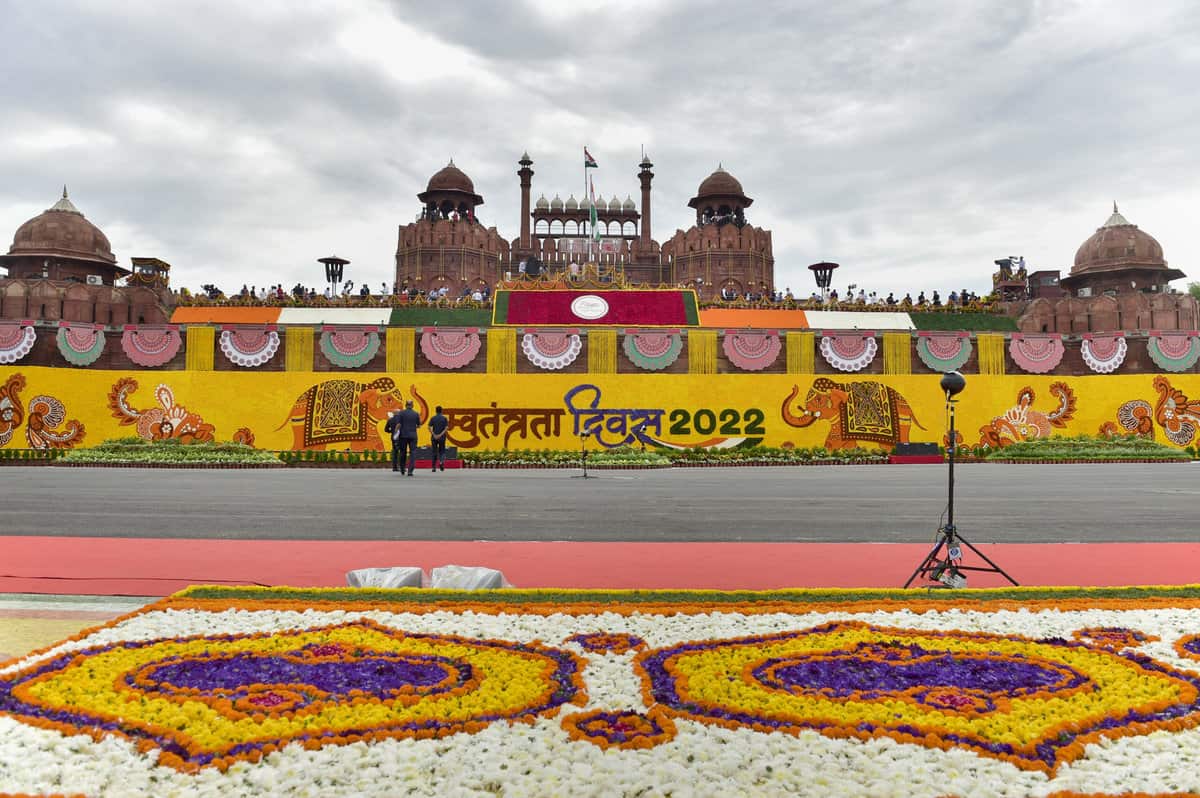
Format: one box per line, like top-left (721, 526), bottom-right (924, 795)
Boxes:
top-left (2, 0), bottom-right (1199, 298)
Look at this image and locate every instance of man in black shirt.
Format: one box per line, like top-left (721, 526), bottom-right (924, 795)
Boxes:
top-left (428, 405), bottom-right (449, 472)
top-left (384, 401), bottom-right (422, 475)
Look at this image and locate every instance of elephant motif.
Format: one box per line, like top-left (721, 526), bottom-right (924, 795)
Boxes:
top-left (277, 378), bottom-right (427, 451)
top-left (1104, 376), bottom-right (1200, 446)
top-left (781, 378), bottom-right (925, 450)
top-left (976, 383), bottom-right (1075, 449)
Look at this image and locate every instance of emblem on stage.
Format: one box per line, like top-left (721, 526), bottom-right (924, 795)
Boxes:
top-left (569, 294), bottom-right (609, 320)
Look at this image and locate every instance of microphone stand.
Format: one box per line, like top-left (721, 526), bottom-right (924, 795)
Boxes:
top-left (633, 423), bottom-right (647, 452)
top-left (904, 391), bottom-right (1018, 588)
top-left (571, 432), bottom-right (596, 479)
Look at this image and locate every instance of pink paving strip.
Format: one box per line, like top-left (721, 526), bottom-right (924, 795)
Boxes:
top-left (0, 609), bottom-right (124, 620)
top-left (1, 537), bottom-right (1199, 595)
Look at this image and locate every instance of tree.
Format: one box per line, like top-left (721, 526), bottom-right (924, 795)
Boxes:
top-left (1189, 282), bottom-right (1200, 301)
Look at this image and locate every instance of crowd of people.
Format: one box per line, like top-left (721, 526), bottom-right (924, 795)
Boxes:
top-left (181, 281), bottom-right (494, 307)
top-left (709, 285), bottom-right (993, 311)
top-left (183, 278), bottom-right (990, 313)
top-left (699, 207), bottom-right (747, 228)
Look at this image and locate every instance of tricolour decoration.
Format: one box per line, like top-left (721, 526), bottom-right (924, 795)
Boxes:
top-left (1080, 333), bottom-right (1127, 374)
top-left (819, 331), bottom-right (877, 372)
top-left (521, 329), bottom-right (582, 370)
top-left (722, 330), bottom-right (782, 371)
top-left (0, 321), bottom-right (36, 364)
top-left (420, 327), bottom-right (481, 370)
top-left (120, 325), bottom-right (182, 368)
top-left (219, 325), bottom-right (280, 368)
top-left (55, 323), bottom-right (106, 367)
top-left (915, 332), bottom-right (972, 372)
top-left (1147, 330), bottom-right (1200, 372)
top-left (1009, 333), bottom-right (1065, 374)
top-left (319, 326), bottom-right (382, 369)
top-left (622, 329), bottom-right (682, 371)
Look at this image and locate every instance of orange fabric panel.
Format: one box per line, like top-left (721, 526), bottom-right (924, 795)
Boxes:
top-left (697, 309), bottom-right (809, 329)
top-left (170, 307), bottom-right (282, 324)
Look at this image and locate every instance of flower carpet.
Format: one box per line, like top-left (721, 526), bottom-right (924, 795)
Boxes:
top-left (4, 587), bottom-right (1200, 796)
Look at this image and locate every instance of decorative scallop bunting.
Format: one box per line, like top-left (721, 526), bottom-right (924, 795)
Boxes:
top-left (0, 321), bottom-right (36, 364)
top-left (420, 327), bottom-right (482, 370)
top-left (1009, 333), bottom-right (1065, 374)
top-left (56, 323), bottom-right (106, 366)
top-left (915, 332), bottom-right (972, 372)
top-left (521, 329), bottom-right (582, 370)
top-left (319, 326), bottom-right (382, 369)
top-left (1080, 333), bottom-right (1127, 374)
top-left (1147, 331), bottom-right (1200, 372)
top-left (819, 331), bottom-right (877, 372)
top-left (219, 326), bottom-right (280, 368)
top-left (622, 329), bottom-right (683, 371)
top-left (722, 330), bottom-right (781, 371)
top-left (120, 325), bottom-right (182, 368)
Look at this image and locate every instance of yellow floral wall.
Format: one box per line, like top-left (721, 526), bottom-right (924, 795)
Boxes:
top-left (0, 366), bottom-right (1196, 452)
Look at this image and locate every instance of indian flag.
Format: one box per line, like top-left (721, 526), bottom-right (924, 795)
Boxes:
top-left (584, 147), bottom-right (597, 168)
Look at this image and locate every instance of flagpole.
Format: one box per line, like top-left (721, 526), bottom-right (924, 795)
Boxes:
top-left (583, 146), bottom-right (588, 253)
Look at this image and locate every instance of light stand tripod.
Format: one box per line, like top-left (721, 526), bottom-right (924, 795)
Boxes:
top-left (571, 431), bottom-right (596, 479)
top-left (904, 372), bottom-right (1018, 589)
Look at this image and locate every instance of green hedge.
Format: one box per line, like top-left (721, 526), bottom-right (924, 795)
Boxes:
top-left (983, 434), bottom-right (1189, 462)
top-left (58, 438), bottom-right (284, 465)
top-left (386, 307), bottom-right (493, 327)
top-left (0, 448), bottom-right (65, 460)
top-left (462, 445), bottom-right (887, 467)
top-left (908, 311), bottom-right (1019, 332)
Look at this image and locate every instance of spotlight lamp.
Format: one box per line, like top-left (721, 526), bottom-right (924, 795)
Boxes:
top-left (940, 371), bottom-right (966, 398)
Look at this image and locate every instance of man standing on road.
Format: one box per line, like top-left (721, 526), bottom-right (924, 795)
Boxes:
top-left (428, 405), bottom-right (449, 472)
top-left (385, 401), bottom-right (422, 475)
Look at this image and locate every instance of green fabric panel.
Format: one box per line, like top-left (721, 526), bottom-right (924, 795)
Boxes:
top-left (492, 290), bottom-right (510, 325)
top-left (683, 292), bottom-right (700, 326)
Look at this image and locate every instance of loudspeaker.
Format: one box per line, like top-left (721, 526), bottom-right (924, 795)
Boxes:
top-left (894, 442), bottom-right (940, 456)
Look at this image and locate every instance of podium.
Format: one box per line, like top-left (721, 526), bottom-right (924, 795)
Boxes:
top-left (411, 445), bottom-right (462, 470)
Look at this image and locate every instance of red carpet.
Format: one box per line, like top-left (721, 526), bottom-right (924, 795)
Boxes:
top-left (2, 537), bottom-right (1198, 595)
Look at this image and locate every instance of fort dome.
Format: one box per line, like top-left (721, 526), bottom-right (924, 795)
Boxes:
top-left (6, 188), bottom-right (117, 265)
top-left (418, 159), bottom-right (484, 207)
top-left (689, 165), bottom-right (752, 209)
top-left (1072, 204), bottom-right (1166, 274)
top-left (426, 160), bottom-right (475, 194)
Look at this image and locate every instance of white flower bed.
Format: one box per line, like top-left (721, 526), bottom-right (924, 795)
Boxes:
top-left (2, 599), bottom-right (1200, 797)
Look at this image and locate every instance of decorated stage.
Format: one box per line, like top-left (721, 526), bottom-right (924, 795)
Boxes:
top-left (4, 584), bottom-right (1200, 796)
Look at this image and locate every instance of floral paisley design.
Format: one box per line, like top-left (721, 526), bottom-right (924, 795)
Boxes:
top-left (107, 377), bottom-right (216, 444)
top-left (0, 373), bottom-right (27, 447)
top-left (25, 394), bottom-right (85, 449)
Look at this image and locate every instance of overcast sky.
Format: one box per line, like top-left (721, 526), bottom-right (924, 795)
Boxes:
top-left (3, 0), bottom-right (1198, 297)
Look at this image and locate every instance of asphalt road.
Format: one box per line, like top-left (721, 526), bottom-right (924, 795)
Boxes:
top-left (1, 463), bottom-right (1196, 543)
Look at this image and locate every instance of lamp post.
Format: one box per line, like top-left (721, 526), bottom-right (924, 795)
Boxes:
top-left (808, 261), bottom-right (839, 303)
top-left (318, 255), bottom-right (349, 299)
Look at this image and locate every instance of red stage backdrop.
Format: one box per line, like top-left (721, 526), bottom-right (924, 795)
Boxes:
top-left (493, 290), bottom-right (700, 327)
